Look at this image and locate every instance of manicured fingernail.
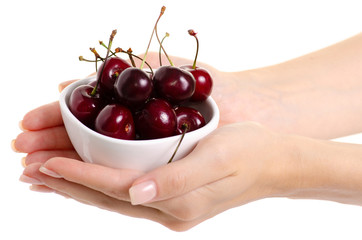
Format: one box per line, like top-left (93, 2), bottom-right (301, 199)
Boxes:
top-left (19, 121), bottom-right (26, 131)
top-left (11, 139), bottom-right (20, 153)
top-left (19, 174), bottom-right (43, 185)
top-left (129, 180), bottom-right (157, 205)
top-left (30, 185), bottom-right (54, 193)
top-left (39, 166), bottom-right (62, 178)
top-left (21, 157), bottom-right (27, 168)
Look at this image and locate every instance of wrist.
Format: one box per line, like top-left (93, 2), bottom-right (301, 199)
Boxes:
top-left (273, 134), bottom-right (362, 205)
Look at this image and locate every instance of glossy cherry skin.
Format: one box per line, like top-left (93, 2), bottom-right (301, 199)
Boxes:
top-left (135, 98), bottom-right (177, 139)
top-left (69, 85), bottom-right (105, 128)
top-left (153, 66), bottom-right (196, 104)
top-left (94, 104), bottom-right (135, 140)
top-left (180, 65), bottom-right (213, 102)
top-left (97, 57), bottom-right (131, 97)
top-left (174, 106), bottom-right (206, 134)
top-left (114, 67), bottom-right (153, 109)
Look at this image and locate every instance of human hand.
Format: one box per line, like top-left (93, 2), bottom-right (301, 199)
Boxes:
top-left (136, 52), bottom-right (277, 127)
top-left (18, 121), bottom-right (294, 231)
top-left (13, 101), bottom-right (81, 167)
top-left (57, 53), bottom-right (275, 128)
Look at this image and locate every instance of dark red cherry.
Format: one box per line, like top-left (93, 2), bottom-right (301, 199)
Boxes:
top-left (180, 65), bottom-right (213, 102)
top-left (114, 67), bottom-right (153, 109)
top-left (97, 56), bottom-right (131, 96)
top-left (153, 66), bottom-right (196, 104)
top-left (69, 85), bottom-right (105, 128)
top-left (174, 106), bottom-right (206, 134)
top-left (94, 104), bottom-right (135, 140)
top-left (135, 98), bottom-right (176, 139)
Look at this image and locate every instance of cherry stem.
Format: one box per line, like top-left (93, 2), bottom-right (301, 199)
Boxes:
top-left (82, 46), bottom-right (154, 76)
top-left (159, 32), bottom-right (169, 66)
top-left (140, 6), bottom-right (166, 69)
top-left (167, 124), bottom-right (188, 164)
top-left (91, 29), bottom-right (117, 96)
top-left (79, 56), bottom-right (96, 62)
top-left (188, 29), bottom-right (199, 69)
top-left (90, 47), bottom-right (103, 60)
top-left (154, 9), bottom-right (174, 66)
top-left (94, 53), bottom-right (98, 72)
top-left (127, 48), bottom-right (136, 67)
top-left (89, 48), bottom-right (102, 72)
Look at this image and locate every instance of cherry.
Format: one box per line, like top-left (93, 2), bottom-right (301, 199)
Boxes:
top-left (69, 30), bottom-right (117, 128)
top-left (97, 56), bottom-right (131, 96)
top-left (174, 106), bottom-right (205, 134)
top-left (114, 67), bottom-right (153, 109)
top-left (153, 66), bottom-right (196, 104)
top-left (180, 29), bottom-right (213, 102)
top-left (94, 104), bottom-right (135, 140)
top-left (135, 98), bottom-right (176, 139)
top-left (180, 65), bottom-right (212, 102)
top-left (69, 85), bottom-right (105, 128)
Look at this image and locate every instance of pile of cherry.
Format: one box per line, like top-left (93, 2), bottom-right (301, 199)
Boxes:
top-left (68, 6), bottom-right (213, 142)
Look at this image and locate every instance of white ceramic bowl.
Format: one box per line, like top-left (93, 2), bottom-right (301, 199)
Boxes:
top-left (59, 76), bottom-right (219, 172)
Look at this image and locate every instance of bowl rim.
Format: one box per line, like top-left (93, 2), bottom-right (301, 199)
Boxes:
top-left (59, 76), bottom-right (220, 146)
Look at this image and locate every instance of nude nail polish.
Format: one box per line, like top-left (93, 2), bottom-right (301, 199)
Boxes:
top-left (39, 166), bottom-right (62, 178)
top-left (19, 174), bottom-right (43, 185)
top-left (129, 180), bottom-right (157, 205)
top-left (11, 139), bottom-right (20, 153)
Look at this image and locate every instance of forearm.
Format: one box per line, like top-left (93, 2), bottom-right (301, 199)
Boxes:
top-left (278, 134), bottom-right (362, 205)
top-left (243, 32), bottom-right (362, 139)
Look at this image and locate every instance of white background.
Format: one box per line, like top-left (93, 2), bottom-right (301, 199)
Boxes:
top-left (2, 0), bottom-right (362, 239)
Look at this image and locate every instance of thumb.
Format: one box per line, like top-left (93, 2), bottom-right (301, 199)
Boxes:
top-left (128, 139), bottom-right (235, 205)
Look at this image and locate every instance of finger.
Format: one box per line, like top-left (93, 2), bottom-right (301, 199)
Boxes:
top-left (40, 157), bottom-right (144, 201)
top-left (22, 163), bottom-right (170, 226)
top-left (129, 132), bottom-right (237, 205)
top-left (29, 185), bottom-right (55, 193)
top-left (58, 74), bottom-right (95, 93)
top-left (21, 102), bottom-right (63, 131)
top-left (58, 79), bottom-right (78, 92)
top-left (14, 126), bottom-right (73, 153)
top-left (24, 150), bottom-right (80, 166)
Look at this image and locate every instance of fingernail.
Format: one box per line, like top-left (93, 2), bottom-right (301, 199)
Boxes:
top-left (19, 174), bottom-right (43, 185)
top-left (39, 166), bottom-right (62, 178)
top-left (19, 121), bottom-right (25, 131)
top-left (30, 185), bottom-right (54, 193)
top-left (21, 157), bottom-right (27, 168)
top-left (11, 139), bottom-right (20, 153)
top-left (58, 83), bottom-right (65, 93)
top-left (129, 180), bottom-right (157, 205)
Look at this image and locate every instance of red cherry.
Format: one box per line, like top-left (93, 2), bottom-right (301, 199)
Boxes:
top-left (94, 104), bottom-right (135, 140)
top-left (181, 29), bottom-right (213, 101)
top-left (174, 106), bottom-right (206, 134)
top-left (180, 65), bottom-right (213, 102)
top-left (135, 98), bottom-right (176, 139)
top-left (153, 66), bottom-right (196, 104)
top-left (69, 85), bottom-right (105, 128)
top-left (97, 56), bottom-right (131, 96)
top-left (114, 67), bottom-right (153, 109)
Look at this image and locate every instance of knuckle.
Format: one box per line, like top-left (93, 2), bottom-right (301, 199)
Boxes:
top-left (163, 170), bottom-right (188, 198)
top-left (104, 173), bottom-right (129, 200)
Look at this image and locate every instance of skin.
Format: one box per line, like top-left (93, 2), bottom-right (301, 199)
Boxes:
top-left (13, 32), bottom-right (362, 231)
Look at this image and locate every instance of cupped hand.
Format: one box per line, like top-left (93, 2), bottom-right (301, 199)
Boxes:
top-left (13, 101), bottom-right (81, 166)
top-left (14, 54), bottom-right (287, 231)
top-left (19, 122), bottom-right (293, 231)
top-left (142, 52), bottom-right (275, 127)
